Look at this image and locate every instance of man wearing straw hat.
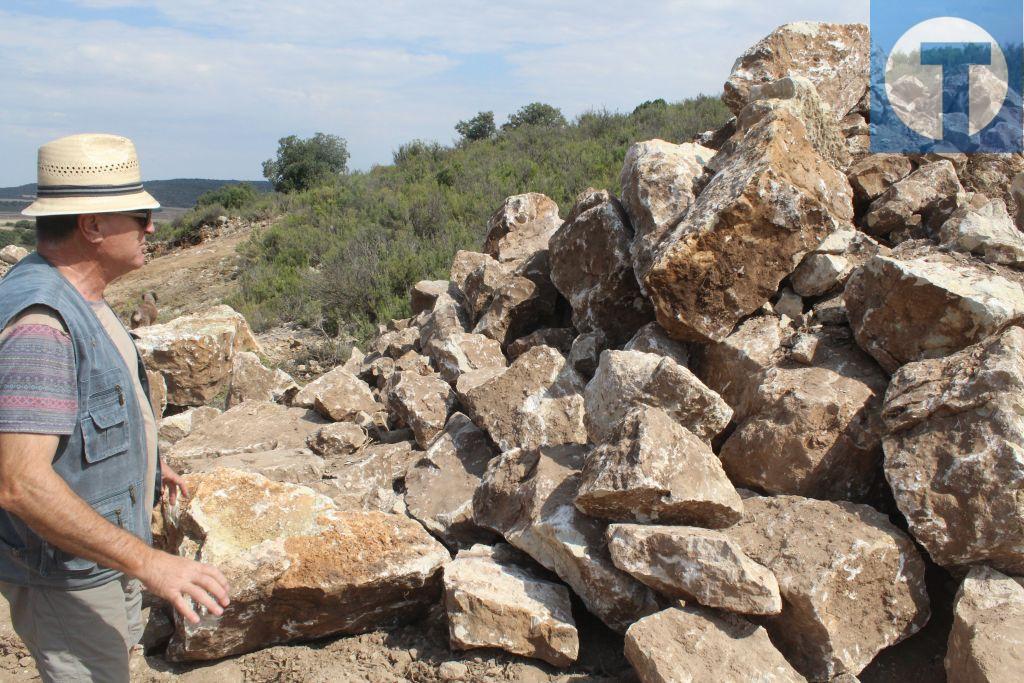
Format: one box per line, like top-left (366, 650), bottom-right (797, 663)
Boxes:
top-left (0, 134), bottom-right (230, 681)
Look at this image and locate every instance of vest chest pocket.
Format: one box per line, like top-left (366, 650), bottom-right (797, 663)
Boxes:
top-left (81, 373), bottom-right (130, 464)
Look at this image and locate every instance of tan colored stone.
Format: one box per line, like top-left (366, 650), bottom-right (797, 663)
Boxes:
top-left (444, 544), bottom-right (578, 667)
top-left (158, 406), bottom-right (221, 445)
top-left (945, 566), bottom-right (1024, 683)
top-left (163, 469), bottom-right (449, 661)
top-left (791, 228), bottom-right (885, 298)
top-left (939, 196), bottom-right (1024, 267)
top-left (567, 330), bottom-right (608, 379)
top-left (474, 445), bottom-right (658, 633)
top-left (315, 441), bottom-right (419, 512)
top-left (306, 422), bottom-right (368, 457)
top-left (383, 369), bottom-right (455, 449)
top-left (882, 326), bottom-right (1024, 574)
top-left (483, 193), bottom-right (562, 264)
top-left (225, 351), bottom-right (298, 408)
top-left (417, 291), bottom-right (470, 351)
top-left (625, 606), bottom-right (805, 683)
top-left (460, 256), bottom-right (513, 321)
top-left (584, 350), bottom-right (731, 445)
top-left (368, 326), bottom-right (420, 359)
top-left (960, 153), bottom-right (1024, 220)
top-left (472, 254), bottom-right (558, 347)
top-left (845, 244), bottom-right (1024, 373)
top-left (187, 447), bottom-right (324, 484)
top-left (405, 413), bottom-right (497, 546)
top-left (846, 154), bottom-right (914, 207)
top-left (549, 189), bottom-right (653, 344)
top-left (449, 250), bottom-right (494, 302)
top-left (862, 160), bottom-right (964, 237)
top-left (423, 331), bottom-right (506, 385)
top-left (147, 369), bottom-right (167, 418)
top-left (462, 345), bottom-right (587, 452)
top-left (409, 279), bottom-right (450, 315)
top-left (623, 322), bottom-right (689, 367)
top-left (506, 327), bottom-right (575, 361)
top-left (642, 108), bottom-right (852, 342)
top-left (0, 245), bottom-right (28, 265)
top-left (134, 305), bottom-right (260, 406)
top-left (723, 21), bottom-right (869, 120)
top-left (724, 495), bottom-right (930, 680)
top-left (301, 368), bottom-right (381, 423)
top-left (607, 524), bottom-right (781, 615)
top-left (576, 406), bottom-right (743, 527)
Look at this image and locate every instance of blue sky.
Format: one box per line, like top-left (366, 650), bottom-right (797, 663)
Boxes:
top-left (0, 1), bottom-right (868, 186)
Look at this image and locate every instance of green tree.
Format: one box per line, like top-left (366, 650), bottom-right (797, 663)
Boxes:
top-left (262, 133), bottom-right (350, 193)
top-left (502, 102), bottom-right (567, 130)
top-left (197, 182), bottom-right (258, 210)
top-left (455, 111), bottom-right (497, 142)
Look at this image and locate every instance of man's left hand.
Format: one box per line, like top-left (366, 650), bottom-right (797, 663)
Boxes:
top-left (161, 461), bottom-right (189, 506)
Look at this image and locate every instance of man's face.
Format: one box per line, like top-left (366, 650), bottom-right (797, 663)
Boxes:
top-left (94, 212), bottom-right (153, 277)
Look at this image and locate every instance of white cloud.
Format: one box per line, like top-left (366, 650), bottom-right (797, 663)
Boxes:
top-left (1, 1), bottom-right (869, 186)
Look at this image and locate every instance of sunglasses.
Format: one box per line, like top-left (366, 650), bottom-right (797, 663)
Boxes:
top-left (116, 210), bottom-right (153, 229)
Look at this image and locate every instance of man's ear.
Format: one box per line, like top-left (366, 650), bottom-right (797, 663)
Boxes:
top-left (77, 214), bottom-right (104, 244)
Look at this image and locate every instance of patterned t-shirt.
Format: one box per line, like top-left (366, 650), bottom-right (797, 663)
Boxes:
top-left (0, 307), bottom-right (78, 435)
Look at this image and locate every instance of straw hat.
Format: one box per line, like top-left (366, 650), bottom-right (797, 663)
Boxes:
top-left (22, 133), bottom-right (160, 217)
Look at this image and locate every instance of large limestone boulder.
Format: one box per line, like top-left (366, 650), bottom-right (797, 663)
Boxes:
top-left (623, 322), bottom-right (689, 367)
top-left (225, 351), bottom-right (298, 408)
top-left (458, 255), bottom-right (512, 321)
top-left (862, 160), bottom-right (964, 237)
top-left (409, 279), bottom-right (450, 315)
top-left (576, 406), bottom-right (743, 527)
top-left (723, 21), bottom-right (869, 120)
top-left (0, 245), bottom-right (29, 265)
top-left (474, 445), bottom-right (659, 633)
top-left (790, 228), bottom-right (885, 298)
top-left (404, 413), bottom-right (498, 547)
top-left (422, 331), bottom-right (506, 385)
top-left (846, 154), bottom-right (914, 209)
top-left (383, 369), bottom-right (455, 449)
top-left (483, 193), bottom-right (562, 264)
top-left (882, 326), bottom-right (1024, 574)
top-left (162, 468), bottom-right (449, 661)
top-left (625, 606), bottom-right (805, 683)
top-left (461, 345), bottom-right (587, 452)
top-left (417, 291), bottom-right (470, 351)
top-left (158, 406), bottom-right (221, 445)
top-left (147, 369), bottom-right (167, 419)
top-left (718, 327), bottom-right (888, 502)
top-left (584, 350), bottom-right (731, 445)
top-left (945, 566), bottom-right (1024, 683)
top-left (134, 305), bottom-right (260, 406)
top-left (506, 327), bottom-right (575, 361)
top-left (549, 189), bottom-right (653, 344)
top-left (641, 108), bottom-right (852, 342)
top-left (444, 544), bottom-right (578, 667)
top-left (845, 244), bottom-right (1024, 373)
top-left (186, 447), bottom-right (324, 485)
top-left (607, 524), bottom-right (781, 616)
top-left (314, 441), bottom-right (419, 513)
top-left (295, 367), bottom-right (381, 423)
top-left (305, 421), bottom-right (368, 457)
top-left (472, 253), bottom-right (559, 347)
top-left (724, 495), bottom-right (931, 680)
top-left (939, 196), bottom-right (1024, 267)
top-left (960, 153), bottom-right (1024, 220)
top-left (618, 139), bottom-right (715, 284)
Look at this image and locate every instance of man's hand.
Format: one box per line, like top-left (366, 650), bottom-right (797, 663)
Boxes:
top-left (136, 550), bottom-right (231, 624)
top-left (160, 460), bottom-right (189, 507)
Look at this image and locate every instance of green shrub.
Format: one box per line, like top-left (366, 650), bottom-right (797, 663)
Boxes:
top-left (197, 183), bottom-right (259, 210)
top-left (262, 133), bottom-right (349, 193)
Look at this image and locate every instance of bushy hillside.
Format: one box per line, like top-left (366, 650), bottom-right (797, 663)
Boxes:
top-left (223, 96), bottom-right (730, 340)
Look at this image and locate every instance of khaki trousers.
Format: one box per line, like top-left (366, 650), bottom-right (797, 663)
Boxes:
top-left (0, 576), bottom-right (143, 683)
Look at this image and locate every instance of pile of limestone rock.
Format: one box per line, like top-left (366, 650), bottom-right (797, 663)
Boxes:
top-left (123, 20), bottom-right (1024, 682)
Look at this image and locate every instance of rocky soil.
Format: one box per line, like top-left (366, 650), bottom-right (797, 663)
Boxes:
top-left (4, 19), bottom-right (1024, 683)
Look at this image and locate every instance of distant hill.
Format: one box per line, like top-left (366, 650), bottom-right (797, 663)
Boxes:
top-left (0, 179), bottom-right (272, 208)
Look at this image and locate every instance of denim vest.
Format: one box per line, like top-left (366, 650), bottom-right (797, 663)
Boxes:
top-left (0, 253), bottom-right (159, 589)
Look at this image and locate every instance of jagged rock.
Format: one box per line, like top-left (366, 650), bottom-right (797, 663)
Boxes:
top-left (773, 287), bottom-right (803, 320)
top-left (506, 328), bottom-right (575, 361)
top-left (461, 256), bottom-right (513, 321)
top-left (483, 193), bottom-right (562, 264)
top-left (607, 524), bottom-right (781, 615)
top-left (472, 254), bottom-right (558, 347)
top-left (584, 350), bottom-right (732, 445)
top-left (444, 544), bottom-right (578, 667)
top-left (625, 606), bottom-right (805, 683)
top-left (134, 305), bottom-right (260, 406)
top-left (314, 441), bottom-right (419, 512)
top-left (158, 406), bottom-right (221, 445)
top-left (341, 346), bottom-right (364, 375)
top-left (576, 406), bottom-right (743, 527)
top-left (368, 326), bottom-right (420, 359)
top-left (449, 250), bottom-right (494, 302)
top-left (417, 291), bottom-right (470, 351)
top-left (225, 351), bottom-right (298, 408)
top-left (462, 345), bottom-right (587, 452)
top-left (186, 447), bottom-right (324, 484)
top-left (423, 332), bottom-right (506, 385)
top-left (790, 227), bottom-right (885, 297)
top-left (847, 154), bottom-right (914, 208)
top-left (312, 368), bottom-right (383, 423)
top-left (474, 445), bottom-right (658, 632)
top-left (812, 294), bottom-right (848, 326)
top-left (410, 280), bottom-right (450, 315)
top-left (945, 566), bottom-right (1024, 683)
top-left (960, 153), bottom-right (1024, 220)
top-left (405, 413), bottom-right (498, 547)
top-left (383, 369), bottom-right (455, 449)
top-left (724, 495), bottom-right (930, 680)
top-left (882, 326), bottom-right (1024, 574)
top-left (166, 401), bottom-right (327, 466)
top-left (862, 160), bottom-right (964, 237)
top-left (939, 196), bottom-right (1024, 267)
top-left (0, 245), bottom-right (29, 265)
top-left (642, 108), bottom-right (852, 342)
top-left (567, 331), bottom-right (608, 379)
top-left (719, 327), bottom-right (888, 501)
top-left (618, 139), bottom-right (714, 286)
top-left (147, 369), bottom-right (167, 418)
top-left (549, 189), bottom-right (653, 344)
top-left (623, 322), bottom-right (689, 367)
top-left (359, 351), bottom-right (432, 393)
top-left (723, 21), bottom-right (869, 120)
top-left (163, 468), bottom-right (449, 661)
top-left (845, 244), bottom-right (1024, 373)
top-left (305, 422), bottom-right (368, 457)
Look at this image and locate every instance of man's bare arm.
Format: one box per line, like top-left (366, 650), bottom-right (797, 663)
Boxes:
top-left (0, 432), bottom-right (230, 623)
